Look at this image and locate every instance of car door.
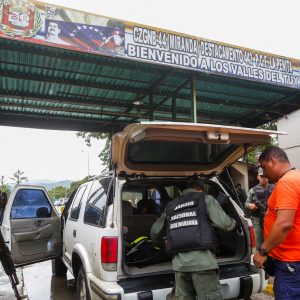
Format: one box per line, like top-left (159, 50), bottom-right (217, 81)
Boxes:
top-left (1, 185), bottom-right (61, 267)
top-left (63, 183), bottom-right (89, 265)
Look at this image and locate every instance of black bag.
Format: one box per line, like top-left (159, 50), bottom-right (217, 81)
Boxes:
top-left (125, 236), bottom-right (171, 268)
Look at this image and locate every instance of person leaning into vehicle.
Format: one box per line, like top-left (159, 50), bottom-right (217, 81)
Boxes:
top-left (245, 167), bottom-right (274, 249)
top-left (151, 179), bottom-right (236, 300)
top-left (253, 146), bottom-right (300, 299)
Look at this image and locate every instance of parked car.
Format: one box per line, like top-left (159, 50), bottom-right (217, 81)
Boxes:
top-left (1, 122), bottom-right (275, 300)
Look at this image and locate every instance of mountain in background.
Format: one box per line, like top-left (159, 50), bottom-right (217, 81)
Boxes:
top-left (8, 179), bottom-right (72, 190)
top-left (28, 180), bottom-right (72, 190)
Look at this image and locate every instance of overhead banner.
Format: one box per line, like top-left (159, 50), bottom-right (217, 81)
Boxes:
top-left (1, 0), bottom-right (300, 89)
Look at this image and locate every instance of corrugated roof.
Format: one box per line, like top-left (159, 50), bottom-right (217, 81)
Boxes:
top-left (0, 37), bottom-right (299, 132)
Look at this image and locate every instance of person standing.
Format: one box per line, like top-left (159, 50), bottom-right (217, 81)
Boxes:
top-left (151, 179), bottom-right (236, 299)
top-left (235, 183), bottom-right (247, 207)
top-left (253, 146), bottom-right (300, 299)
top-left (245, 167), bottom-right (274, 248)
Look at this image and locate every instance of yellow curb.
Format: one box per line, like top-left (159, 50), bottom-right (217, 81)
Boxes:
top-left (264, 284), bottom-right (274, 296)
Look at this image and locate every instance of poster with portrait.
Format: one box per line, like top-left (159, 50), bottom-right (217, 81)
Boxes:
top-left (0, 0), bottom-right (125, 55)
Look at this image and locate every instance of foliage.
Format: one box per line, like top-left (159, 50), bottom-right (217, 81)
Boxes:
top-left (68, 176), bottom-right (90, 196)
top-left (10, 169), bottom-right (28, 184)
top-left (0, 175), bottom-right (6, 186)
top-left (0, 175), bottom-right (10, 196)
top-left (48, 186), bottom-right (69, 201)
top-left (76, 132), bottom-right (111, 171)
top-left (243, 121), bottom-right (278, 165)
top-left (0, 184), bottom-right (11, 196)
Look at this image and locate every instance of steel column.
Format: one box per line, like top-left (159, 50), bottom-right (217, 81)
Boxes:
top-left (191, 75), bottom-right (197, 123)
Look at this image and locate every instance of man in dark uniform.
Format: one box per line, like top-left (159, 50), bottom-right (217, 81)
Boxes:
top-left (245, 168), bottom-right (274, 249)
top-left (151, 179), bottom-right (236, 299)
top-left (235, 183), bottom-right (247, 207)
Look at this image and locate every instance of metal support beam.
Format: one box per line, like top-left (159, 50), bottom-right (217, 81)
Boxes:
top-left (149, 94), bottom-right (154, 121)
top-left (172, 97), bottom-right (176, 121)
top-left (191, 75), bottom-right (197, 123)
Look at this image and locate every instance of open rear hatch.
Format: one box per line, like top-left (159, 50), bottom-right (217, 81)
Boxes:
top-left (112, 122), bottom-right (282, 177)
top-left (114, 122), bottom-right (284, 279)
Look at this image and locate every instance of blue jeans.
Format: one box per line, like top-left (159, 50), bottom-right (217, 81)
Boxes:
top-left (271, 259), bottom-right (300, 300)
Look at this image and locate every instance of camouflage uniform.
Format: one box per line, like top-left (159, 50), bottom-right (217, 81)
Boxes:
top-left (151, 189), bottom-right (236, 300)
top-left (245, 183), bottom-right (274, 248)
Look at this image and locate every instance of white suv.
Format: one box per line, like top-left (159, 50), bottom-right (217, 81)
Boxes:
top-left (1, 122), bottom-right (274, 300)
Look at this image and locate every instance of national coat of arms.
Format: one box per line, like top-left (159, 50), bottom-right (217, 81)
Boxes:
top-left (0, 0), bottom-right (42, 37)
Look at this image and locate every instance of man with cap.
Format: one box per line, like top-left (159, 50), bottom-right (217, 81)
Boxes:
top-left (99, 29), bottom-right (125, 54)
top-left (245, 167), bottom-right (274, 249)
top-left (151, 179), bottom-right (236, 300)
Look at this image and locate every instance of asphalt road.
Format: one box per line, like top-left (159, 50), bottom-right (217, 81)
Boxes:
top-left (0, 265), bottom-right (24, 300)
top-left (22, 261), bottom-right (76, 300)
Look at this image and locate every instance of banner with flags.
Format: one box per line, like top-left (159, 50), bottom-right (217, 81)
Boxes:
top-left (0, 0), bottom-right (299, 89)
top-left (41, 19), bottom-right (124, 54)
top-left (0, 0), bottom-right (125, 55)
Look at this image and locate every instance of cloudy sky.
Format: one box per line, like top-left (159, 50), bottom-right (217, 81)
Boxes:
top-left (0, 127), bottom-right (105, 182)
top-left (0, 0), bottom-right (299, 183)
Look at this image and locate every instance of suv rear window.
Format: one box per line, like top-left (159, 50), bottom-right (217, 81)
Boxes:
top-left (128, 141), bottom-right (236, 164)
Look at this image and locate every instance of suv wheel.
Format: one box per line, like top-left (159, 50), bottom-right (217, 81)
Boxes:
top-left (77, 267), bottom-right (91, 300)
top-left (52, 258), bottom-right (67, 277)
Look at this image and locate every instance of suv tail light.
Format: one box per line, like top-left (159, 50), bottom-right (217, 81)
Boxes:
top-left (249, 226), bottom-right (256, 253)
top-left (101, 236), bottom-right (118, 271)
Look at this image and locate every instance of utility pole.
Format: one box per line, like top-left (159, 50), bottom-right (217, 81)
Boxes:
top-left (81, 150), bottom-right (90, 179)
top-left (87, 152), bottom-right (90, 180)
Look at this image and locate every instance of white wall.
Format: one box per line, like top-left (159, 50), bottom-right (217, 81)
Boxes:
top-left (232, 162), bottom-right (249, 192)
top-left (278, 109), bottom-right (300, 169)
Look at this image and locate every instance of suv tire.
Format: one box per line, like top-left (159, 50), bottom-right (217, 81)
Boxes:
top-left (52, 258), bottom-right (67, 277)
top-left (77, 267), bottom-right (91, 300)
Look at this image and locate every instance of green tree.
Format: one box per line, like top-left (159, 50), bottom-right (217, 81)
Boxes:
top-left (0, 175), bottom-right (11, 195)
top-left (243, 121), bottom-right (278, 164)
top-left (77, 132), bottom-right (111, 171)
top-left (0, 175), bottom-right (5, 186)
top-left (68, 176), bottom-right (89, 196)
top-left (48, 186), bottom-right (69, 201)
top-left (1, 185), bottom-right (11, 195)
top-left (10, 169), bottom-right (28, 184)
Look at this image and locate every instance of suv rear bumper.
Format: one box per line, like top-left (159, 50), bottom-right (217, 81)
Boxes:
top-left (89, 264), bottom-right (262, 300)
top-left (89, 273), bottom-right (122, 300)
top-left (220, 273), bottom-right (260, 299)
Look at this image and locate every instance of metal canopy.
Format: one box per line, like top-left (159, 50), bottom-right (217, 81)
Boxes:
top-left (1, 37), bottom-right (300, 133)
